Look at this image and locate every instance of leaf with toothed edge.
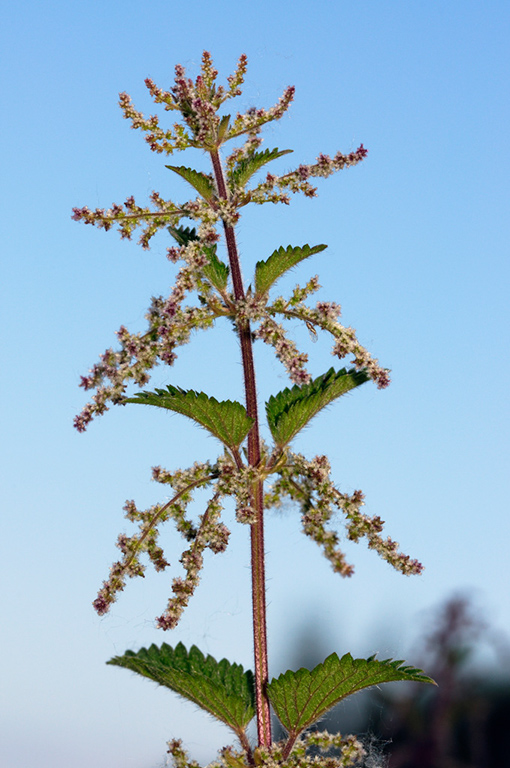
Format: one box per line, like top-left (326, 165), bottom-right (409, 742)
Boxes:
top-left (124, 386), bottom-right (253, 450)
top-left (168, 226), bottom-right (229, 290)
top-left (230, 147), bottom-right (293, 189)
top-left (202, 247), bottom-right (229, 291)
top-left (267, 652), bottom-right (435, 740)
top-left (217, 114), bottom-right (231, 143)
top-left (266, 367), bottom-right (370, 447)
top-left (107, 643), bottom-right (255, 734)
top-left (165, 165), bottom-right (216, 201)
top-left (254, 243), bottom-right (327, 296)
top-left (168, 225), bottom-right (199, 247)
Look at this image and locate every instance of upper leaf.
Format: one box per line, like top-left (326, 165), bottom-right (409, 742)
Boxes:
top-left (168, 225), bottom-right (229, 291)
top-left (254, 243), bottom-right (327, 295)
top-left (217, 114), bottom-right (231, 144)
top-left (230, 148), bottom-right (293, 189)
top-left (266, 367), bottom-right (369, 447)
top-left (267, 652), bottom-right (435, 740)
top-left (125, 386), bottom-right (253, 450)
top-left (108, 642), bottom-right (255, 734)
top-left (168, 225), bottom-right (200, 247)
top-left (165, 165), bottom-right (216, 201)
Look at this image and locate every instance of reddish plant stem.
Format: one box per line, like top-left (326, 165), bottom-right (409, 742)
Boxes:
top-left (209, 149), bottom-right (272, 748)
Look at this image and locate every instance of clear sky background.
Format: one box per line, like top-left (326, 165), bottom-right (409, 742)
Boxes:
top-left (2, 2), bottom-right (509, 767)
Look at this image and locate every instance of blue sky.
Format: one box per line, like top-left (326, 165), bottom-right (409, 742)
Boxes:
top-left (2, 2), bottom-right (509, 767)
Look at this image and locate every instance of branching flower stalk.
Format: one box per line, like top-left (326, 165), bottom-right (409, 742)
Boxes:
top-left (73, 52), bottom-right (433, 768)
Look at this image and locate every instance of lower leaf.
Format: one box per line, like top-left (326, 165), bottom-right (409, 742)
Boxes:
top-left (267, 652), bottom-right (435, 742)
top-left (107, 642), bottom-right (255, 735)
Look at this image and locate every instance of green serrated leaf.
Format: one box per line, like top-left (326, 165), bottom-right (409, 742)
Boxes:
top-left (168, 225), bottom-right (199, 247)
top-left (217, 114), bottom-right (231, 143)
top-left (168, 226), bottom-right (229, 291)
top-left (266, 367), bottom-right (370, 447)
top-left (267, 652), bottom-right (435, 740)
top-left (202, 247), bottom-right (229, 291)
top-left (254, 243), bottom-right (327, 296)
top-left (108, 643), bottom-right (255, 734)
top-left (125, 386), bottom-right (253, 450)
top-left (165, 165), bottom-right (216, 201)
top-left (230, 148), bottom-right (293, 189)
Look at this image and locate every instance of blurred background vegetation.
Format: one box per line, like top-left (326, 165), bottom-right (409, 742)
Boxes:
top-left (276, 595), bottom-right (510, 768)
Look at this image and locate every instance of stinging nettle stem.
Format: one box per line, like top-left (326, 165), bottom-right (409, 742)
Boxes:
top-left (74, 56), bottom-right (432, 767)
top-left (210, 148), bottom-right (272, 748)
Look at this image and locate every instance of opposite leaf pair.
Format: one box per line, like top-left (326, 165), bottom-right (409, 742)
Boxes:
top-left (108, 643), bottom-right (434, 762)
top-left (125, 367), bottom-right (368, 454)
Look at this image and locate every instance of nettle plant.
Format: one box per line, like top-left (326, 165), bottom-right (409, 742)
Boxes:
top-left (73, 53), bottom-right (434, 768)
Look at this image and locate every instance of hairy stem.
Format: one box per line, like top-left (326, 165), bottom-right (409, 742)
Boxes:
top-left (210, 149), bottom-right (272, 748)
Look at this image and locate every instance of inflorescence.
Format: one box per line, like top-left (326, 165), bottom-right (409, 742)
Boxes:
top-left (167, 730), bottom-right (368, 768)
top-left (74, 51), bottom-right (420, 632)
top-left (93, 448), bottom-right (422, 628)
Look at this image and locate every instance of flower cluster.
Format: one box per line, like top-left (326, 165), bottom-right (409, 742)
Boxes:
top-left (118, 51), bottom-right (292, 156)
top-left (265, 451), bottom-right (422, 577)
top-left (93, 461), bottom-right (219, 617)
top-left (227, 85), bottom-right (295, 140)
top-left (72, 52), bottom-right (366, 252)
top-left (267, 292), bottom-right (390, 390)
top-left (93, 430), bottom-right (421, 626)
top-left (118, 52), bottom-right (248, 154)
top-left (74, 289), bottom-right (221, 433)
top-left (255, 317), bottom-right (311, 385)
top-left (249, 146), bottom-right (368, 204)
top-left (167, 730), bottom-right (367, 768)
top-left (71, 193), bottom-right (186, 249)
top-left (215, 455), bottom-right (261, 524)
top-left (156, 491), bottom-right (228, 630)
top-left (93, 452), bottom-right (274, 625)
